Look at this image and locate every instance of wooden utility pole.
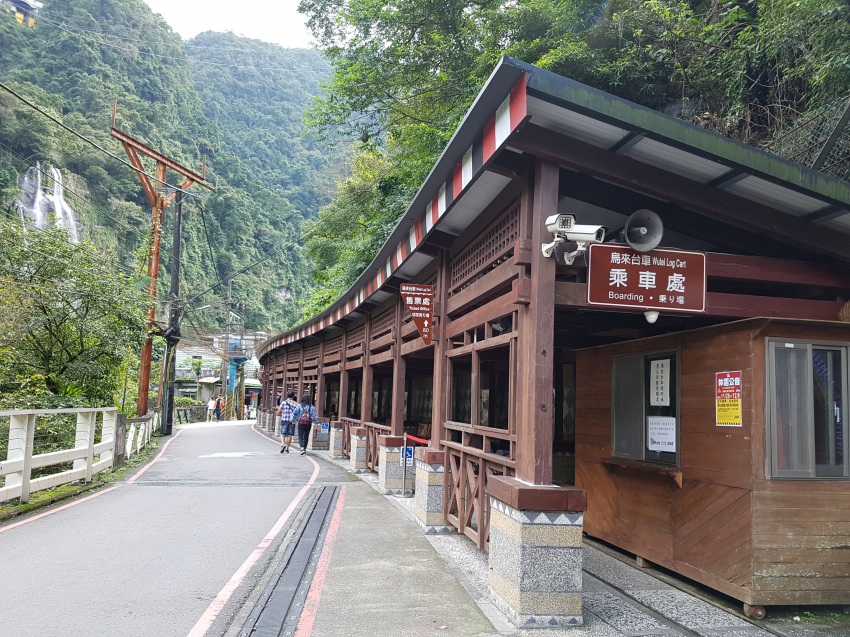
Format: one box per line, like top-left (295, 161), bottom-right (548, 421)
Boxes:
top-left (110, 103), bottom-right (215, 417)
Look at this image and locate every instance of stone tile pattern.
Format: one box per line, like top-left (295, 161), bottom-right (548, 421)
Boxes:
top-left (307, 425), bottom-right (329, 451)
top-left (328, 424), bottom-right (345, 459)
top-left (378, 444), bottom-right (416, 495)
top-left (488, 497), bottom-right (584, 629)
top-left (349, 431), bottom-right (369, 473)
top-left (413, 459), bottom-right (452, 535)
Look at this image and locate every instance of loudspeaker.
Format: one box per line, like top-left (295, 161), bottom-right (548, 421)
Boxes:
top-left (623, 209), bottom-right (663, 253)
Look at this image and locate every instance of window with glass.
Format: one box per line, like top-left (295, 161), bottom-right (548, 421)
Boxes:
top-left (767, 339), bottom-right (848, 478)
top-left (451, 355), bottom-right (472, 424)
top-left (479, 346), bottom-right (510, 429)
top-left (612, 351), bottom-right (679, 465)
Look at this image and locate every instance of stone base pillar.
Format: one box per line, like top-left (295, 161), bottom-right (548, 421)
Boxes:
top-left (377, 436), bottom-right (414, 495)
top-left (413, 447), bottom-right (452, 535)
top-left (349, 427), bottom-right (369, 473)
top-left (308, 420), bottom-right (329, 451)
top-left (329, 422), bottom-right (345, 459)
top-left (487, 476), bottom-right (587, 629)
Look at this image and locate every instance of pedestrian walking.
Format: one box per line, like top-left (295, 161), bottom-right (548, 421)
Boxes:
top-left (291, 394), bottom-right (317, 455)
top-left (206, 395), bottom-right (216, 422)
top-left (277, 390), bottom-right (298, 454)
top-left (214, 394), bottom-right (222, 422)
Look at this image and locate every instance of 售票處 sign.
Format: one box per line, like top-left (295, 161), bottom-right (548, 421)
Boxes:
top-left (587, 244), bottom-right (706, 313)
top-left (400, 284), bottom-right (434, 346)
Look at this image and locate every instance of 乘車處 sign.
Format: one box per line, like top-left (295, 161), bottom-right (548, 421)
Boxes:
top-left (587, 244), bottom-right (706, 313)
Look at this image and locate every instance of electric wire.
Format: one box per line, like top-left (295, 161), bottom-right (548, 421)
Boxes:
top-left (0, 141), bottom-right (149, 246)
top-left (0, 80), bottom-right (187, 191)
top-left (0, 217), bottom-right (143, 283)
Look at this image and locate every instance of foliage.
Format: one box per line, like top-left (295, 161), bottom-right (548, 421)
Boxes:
top-left (0, 223), bottom-right (149, 403)
top-left (297, 0), bottom-right (850, 315)
top-left (0, 0), bottom-right (336, 336)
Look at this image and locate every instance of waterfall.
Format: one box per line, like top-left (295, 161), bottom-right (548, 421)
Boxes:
top-left (50, 167), bottom-right (80, 243)
top-left (12, 163), bottom-right (81, 243)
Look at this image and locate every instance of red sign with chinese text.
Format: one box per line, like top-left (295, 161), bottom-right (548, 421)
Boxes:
top-left (400, 284), bottom-right (435, 346)
top-left (715, 371), bottom-right (743, 426)
top-left (586, 244), bottom-right (706, 313)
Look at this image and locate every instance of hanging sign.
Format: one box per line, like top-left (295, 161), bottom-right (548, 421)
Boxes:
top-left (400, 284), bottom-right (434, 346)
top-left (586, 244), bottom-right (706, 313)
top-left (716, 371), bottom-right (743, 426)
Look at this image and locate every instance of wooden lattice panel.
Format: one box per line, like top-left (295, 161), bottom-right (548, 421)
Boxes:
top-left (371, 308), bottom-right (395, 341)
top-left (324, 336), bottom-right (343, 356)
top-left (347, 324), bottom-right (366, 348)
top-left (450, 204), bottom-right (518, 294)
top-left (303, 344), bottom-right (320, 362)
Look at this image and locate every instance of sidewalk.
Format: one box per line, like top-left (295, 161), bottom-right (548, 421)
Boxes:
top-left (254, 425), bottom-right (850, 637)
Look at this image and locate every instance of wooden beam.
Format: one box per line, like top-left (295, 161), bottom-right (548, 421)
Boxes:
top-left (706, 253), bottom-right (850, 289)
top-left (555, 281), bottom-right (847, 320)
top-left (513, 124), bottom-right (850, 262)
top-left (558, 170), bottom-right (789, 258)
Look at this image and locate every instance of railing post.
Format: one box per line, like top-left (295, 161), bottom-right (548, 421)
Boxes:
top-left (102, 409), bottom-right (117, 469)
top-left (7, 413), bottom-right (36, 502)
top-left (74, 411), bottom-right (96, 483)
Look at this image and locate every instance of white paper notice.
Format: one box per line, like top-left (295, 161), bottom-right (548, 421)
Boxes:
top-left (647, 416), bottom-right (676, 452)
top-left (650, 359), bottom-right (670, 406)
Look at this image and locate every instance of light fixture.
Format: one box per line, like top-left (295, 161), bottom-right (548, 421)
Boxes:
top-left (644, 311), bottom-right (659, 324)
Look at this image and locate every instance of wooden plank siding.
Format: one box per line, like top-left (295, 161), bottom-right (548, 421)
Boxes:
top-left (576, 320), bottom-right (761, 603)
top-left (576, 317), bottom-right (850, 606)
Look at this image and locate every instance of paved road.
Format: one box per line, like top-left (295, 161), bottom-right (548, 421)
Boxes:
top-left (0, 421), bottom-right (350, 637)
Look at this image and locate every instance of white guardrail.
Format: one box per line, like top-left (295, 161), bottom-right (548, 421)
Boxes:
top-left (0, 408), bottom-right (159, 504)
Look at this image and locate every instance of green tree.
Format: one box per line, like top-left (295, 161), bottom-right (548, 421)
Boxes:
top-left (0, 223), bottom-right (150, 404)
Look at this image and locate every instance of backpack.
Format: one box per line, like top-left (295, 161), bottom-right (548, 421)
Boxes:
top-left (298, 407), bottom-right (312, 425)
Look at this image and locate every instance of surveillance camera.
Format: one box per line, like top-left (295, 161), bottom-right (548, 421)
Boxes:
top-left (545, 214), bottom-right (576, 238)
top-left (565, 225), bottom-right (607, 244)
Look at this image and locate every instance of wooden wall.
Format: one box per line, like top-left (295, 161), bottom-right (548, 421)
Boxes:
top-left (576, 320), bottom-right (761, 603)
top-left (751, 322), bottom-right (850, 605)
top-left (576, 318), bottom-right (850, 606)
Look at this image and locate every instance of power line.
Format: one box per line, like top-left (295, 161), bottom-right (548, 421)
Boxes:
top-left (0, 80), bottom-right (184, 191)
top-left (185, 241), bottom-right (296, 306)
top-left (0, 141), bottom-right (148, 245)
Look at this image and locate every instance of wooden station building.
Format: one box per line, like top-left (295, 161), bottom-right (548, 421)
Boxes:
top-left (258, 58), bottom-right (850, 622)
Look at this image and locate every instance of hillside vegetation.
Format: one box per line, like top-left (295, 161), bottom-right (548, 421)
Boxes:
top-left (0, 0), bottom-right (334, 333)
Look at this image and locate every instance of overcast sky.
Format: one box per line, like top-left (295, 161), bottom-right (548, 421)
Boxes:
top-left (143, 0), bottom-right (315, 49)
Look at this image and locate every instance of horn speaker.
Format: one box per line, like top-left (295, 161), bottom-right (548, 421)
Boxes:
top-left (624, 209), bottom-right (664, 253)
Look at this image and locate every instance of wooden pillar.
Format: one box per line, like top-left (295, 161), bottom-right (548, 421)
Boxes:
top-left (339, 330), bottom-right (349, 418)
top-left (432, 249), bottom-right (450, 446)
top-left (316, 339), bottom-right (326, 418)
top-left (361, 316), bottom-right (373, 423)
top-left (516, 158), bottom-right (558, 485)
top-left (390, 299), bottom-right (406, 435)
top-left (297, 347), bottom-right (305, 399)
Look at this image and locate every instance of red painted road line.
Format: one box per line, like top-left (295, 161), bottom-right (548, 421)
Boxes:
top-left (187, 433), bottom-right (321, 637)
top-left (127, 427), bottom-right (184, 483)
top-left (294, 483), bottom-right (347, 637)
top-left (0, 427), bottom-right (186, 533)
top-left (0, 485), bottom-right (120, 534)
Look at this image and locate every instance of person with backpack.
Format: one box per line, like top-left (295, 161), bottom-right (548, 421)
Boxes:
top-left (291, 394), bottom-right (317, 455)
top-left (277, 390), bottom-right (298, 454)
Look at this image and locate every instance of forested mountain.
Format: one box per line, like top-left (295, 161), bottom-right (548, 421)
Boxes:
top-left (0, 0), bottom-right (334, 332)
